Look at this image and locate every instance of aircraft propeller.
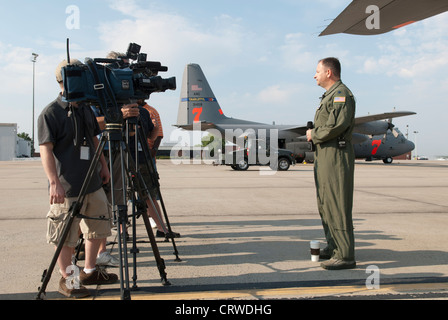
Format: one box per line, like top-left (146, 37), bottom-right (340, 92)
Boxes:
top-left (382, 118), bottom-right (400, 142)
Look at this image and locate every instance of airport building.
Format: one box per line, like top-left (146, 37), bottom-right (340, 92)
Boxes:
top-left (0, 123), bottom-right (32, 161)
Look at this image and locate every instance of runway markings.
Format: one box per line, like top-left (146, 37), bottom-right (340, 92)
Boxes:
top-left (92, 281), bottom-right (448, 300)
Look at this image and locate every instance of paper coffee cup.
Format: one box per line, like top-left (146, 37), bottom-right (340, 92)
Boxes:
top-left (310, 240), bottom-right (320, 262)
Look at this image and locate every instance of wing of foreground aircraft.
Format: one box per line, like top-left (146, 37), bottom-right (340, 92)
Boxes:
top-left (320, 0), bottom-right (448, 36)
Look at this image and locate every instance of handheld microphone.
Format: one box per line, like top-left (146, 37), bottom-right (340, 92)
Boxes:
top-left (307, 121), bottom-right (315, 151)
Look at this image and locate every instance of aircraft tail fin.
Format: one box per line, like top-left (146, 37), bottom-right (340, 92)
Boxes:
top-left (176, 64), bottom-right (228, 127)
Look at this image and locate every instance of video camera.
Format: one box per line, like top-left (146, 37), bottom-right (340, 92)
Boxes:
top-left (61, 42), bottom-right (176, 123)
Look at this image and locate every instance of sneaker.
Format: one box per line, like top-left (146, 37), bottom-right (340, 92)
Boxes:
top-left (320, 258), bottom-right (356, 270)
top-left (58, 277), bottom-right (90, 299)
top-left (156, 230), bottom-right (181, 238)
top-left (96, 251), bottom-right (120, 267)
top-left (80, 267), bottom-right (119, 286)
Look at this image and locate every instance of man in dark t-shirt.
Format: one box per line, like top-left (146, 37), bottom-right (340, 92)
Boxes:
top-left (39, 94), bottom-right (104, 196)
top-left (38, 59), bottom-right (118, 298)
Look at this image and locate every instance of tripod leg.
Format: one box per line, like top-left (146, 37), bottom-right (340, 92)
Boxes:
top-left (114, 204), bottom-right (131, 300)
top-left (140, 209), bottom-right (171, 286)
top-left (108, 134), bottom-right (133, 300)
top-left (129, 196), bottom-right (140, 290)
top-left (155, 192), bottom-right (182, 261)
top-left (74, 236), bottom-right (84, 264)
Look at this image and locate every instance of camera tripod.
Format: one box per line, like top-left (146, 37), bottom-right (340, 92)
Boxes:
top-left (37, 115), bottom-right (180, 300)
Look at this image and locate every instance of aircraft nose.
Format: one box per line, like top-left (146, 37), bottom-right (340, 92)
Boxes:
top-left (407, 140), bottom-right (415, 152)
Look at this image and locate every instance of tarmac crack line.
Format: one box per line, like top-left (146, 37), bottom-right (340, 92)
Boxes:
top-left (355, 189), bottom-right (448, 209)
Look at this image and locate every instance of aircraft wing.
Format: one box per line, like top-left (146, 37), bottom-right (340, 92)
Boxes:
top-left (320, 0), bottom-right (448, 36)
top-left (280, 111), bottom-right (415, 136)
top-left (354, 111), bottom-right (416, 125)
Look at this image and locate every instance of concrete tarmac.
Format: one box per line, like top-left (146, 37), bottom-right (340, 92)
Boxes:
top-left (0, 159), bottom-right (447, 301)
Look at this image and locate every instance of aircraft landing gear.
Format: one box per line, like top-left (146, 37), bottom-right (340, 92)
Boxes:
top-left (383, 157), bottom-right (393, 164)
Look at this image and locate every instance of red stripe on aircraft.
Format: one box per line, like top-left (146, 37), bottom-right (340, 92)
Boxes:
top-left (393, 21), bottom-right (416, 29)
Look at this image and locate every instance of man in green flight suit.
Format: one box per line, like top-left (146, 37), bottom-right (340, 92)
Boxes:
top-left (306, 57), bottom-right (356, 270)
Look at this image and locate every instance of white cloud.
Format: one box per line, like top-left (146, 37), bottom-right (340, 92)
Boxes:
top-left (97, 0), bottom-right (261, 74)
top-left (358, 12), bottom-right (448, 79)
top-left (257, 85), bottom-right (291, 104)
top-left (279, 33), bottom-right (316, 73)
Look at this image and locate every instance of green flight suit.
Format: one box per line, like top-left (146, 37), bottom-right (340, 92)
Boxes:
top-left (311, 80), bottom-right (356, 261)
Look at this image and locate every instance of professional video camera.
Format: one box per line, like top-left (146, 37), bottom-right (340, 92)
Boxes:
top-left (61, 42), bottom-right (176, 122)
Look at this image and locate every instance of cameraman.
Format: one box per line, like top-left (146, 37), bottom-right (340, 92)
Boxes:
top-left (38, 59), bottom-right (118, 298)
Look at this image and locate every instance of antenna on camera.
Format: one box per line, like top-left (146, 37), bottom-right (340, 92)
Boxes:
top-left (66, 38), bottom-right (71, 64)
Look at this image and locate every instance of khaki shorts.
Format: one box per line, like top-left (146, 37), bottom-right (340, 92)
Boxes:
top-left (46, 188), bottom-right (112, 248)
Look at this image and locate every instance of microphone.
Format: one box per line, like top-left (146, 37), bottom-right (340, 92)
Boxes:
top-left (307, 121), bottom-right (315, 151)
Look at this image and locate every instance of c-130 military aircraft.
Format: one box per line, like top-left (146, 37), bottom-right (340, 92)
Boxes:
top-left (175, 64), bottom-right (415, 164)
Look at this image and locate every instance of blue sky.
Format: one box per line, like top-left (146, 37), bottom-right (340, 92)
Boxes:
top-left (1, 0), bottom-right (447, 158)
